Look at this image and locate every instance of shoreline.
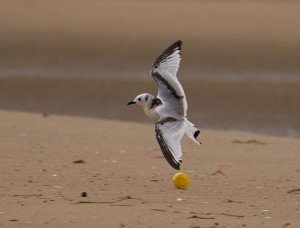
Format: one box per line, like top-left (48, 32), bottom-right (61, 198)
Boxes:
top-left (0, 76), bottom-right (299, 138)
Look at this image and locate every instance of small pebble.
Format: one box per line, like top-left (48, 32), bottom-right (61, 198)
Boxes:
top-left (81, 192), bottom-right (87, 197)
top-left (9, 219), bottom-right (18, 222)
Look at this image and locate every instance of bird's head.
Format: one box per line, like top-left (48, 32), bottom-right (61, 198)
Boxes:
top-left (127, 93), bottom-right (152, 106)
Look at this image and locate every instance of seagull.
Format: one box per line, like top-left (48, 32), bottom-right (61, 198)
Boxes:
top-left (127, 40), bottom-right (201, 170)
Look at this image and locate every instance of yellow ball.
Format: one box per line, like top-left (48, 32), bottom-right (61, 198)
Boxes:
top-left (172, 173), bottom-right (191, 190)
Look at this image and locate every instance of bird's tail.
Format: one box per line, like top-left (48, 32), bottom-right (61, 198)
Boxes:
top-left (185, 119), bottom-right (201, 145)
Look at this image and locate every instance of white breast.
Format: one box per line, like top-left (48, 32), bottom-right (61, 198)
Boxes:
top-left (143, 106), bottom-right (159, 120)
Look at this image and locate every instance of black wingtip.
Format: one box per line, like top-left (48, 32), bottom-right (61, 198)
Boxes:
top-left (174, 40), bottom-right (182, 47)
top-left (166, 40), bottom-right (182, 53)
top-left (170, 161), bottom-right (180, 170)
top-left (152, 40), bottom-right (183, 69)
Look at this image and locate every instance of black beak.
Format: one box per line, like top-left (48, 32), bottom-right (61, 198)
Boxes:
top-left (127, 101), bottom-right (136, 105)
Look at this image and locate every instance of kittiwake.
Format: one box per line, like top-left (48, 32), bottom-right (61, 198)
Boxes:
top-left (127, 40), bottom-right (201, 170)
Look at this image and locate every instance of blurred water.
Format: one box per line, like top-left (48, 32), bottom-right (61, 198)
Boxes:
top-left (0, 76), bottom-right (299, 138)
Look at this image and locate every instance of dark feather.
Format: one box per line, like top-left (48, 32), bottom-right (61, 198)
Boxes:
top-left (149, 97), bottom-right (163, 109)
top-left (152, 72), bottom-right (184, 100)
top-left (152, 40), bottom-right (182, 70)
top-left (155, 118), bottom-right (182, 170)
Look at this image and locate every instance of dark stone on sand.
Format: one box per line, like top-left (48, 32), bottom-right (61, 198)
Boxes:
top-left (81, 192), bottom-right (87, 197)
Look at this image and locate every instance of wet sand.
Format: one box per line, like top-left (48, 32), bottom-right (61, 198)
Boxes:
top-left (0, 76), bottom-right (299, 138)
top-left (0, 110), bottom-right (299, 227)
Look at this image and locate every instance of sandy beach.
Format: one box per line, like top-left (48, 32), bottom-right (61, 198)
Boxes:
top-left (0, 110), bottom-right (299, 227)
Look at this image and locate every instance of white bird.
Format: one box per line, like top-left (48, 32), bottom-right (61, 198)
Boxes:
top-left (127, 40), bottom-right (201, 170)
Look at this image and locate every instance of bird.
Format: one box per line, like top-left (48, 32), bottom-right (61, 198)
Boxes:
top-left (127, 40), bottom-right (201, 170)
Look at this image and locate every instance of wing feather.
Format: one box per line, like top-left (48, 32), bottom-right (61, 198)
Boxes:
top-left (155, 118), bottom-right (185, 170)
top-left (151, 40), bottom-right (187, 117)
top-left (152, 40), bottom-right (182, 77)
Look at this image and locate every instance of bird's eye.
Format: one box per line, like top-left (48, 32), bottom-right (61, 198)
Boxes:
top-left (138, 98), bottom-right (141, 101)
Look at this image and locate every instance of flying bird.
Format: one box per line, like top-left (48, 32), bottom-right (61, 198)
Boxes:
top-left (127, 40), bottom-right (201, 170)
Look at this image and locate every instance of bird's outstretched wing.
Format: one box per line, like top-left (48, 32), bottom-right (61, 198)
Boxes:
top-left (155, 117), bottom-right (185, 170)
top-left (151, 40), bottom-right (187, 118)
